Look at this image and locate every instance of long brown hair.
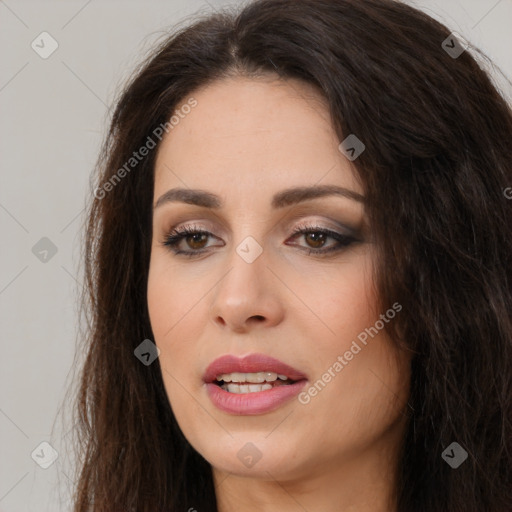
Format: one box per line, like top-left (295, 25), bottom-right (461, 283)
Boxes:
top-left (71, 0), bottom-right (512, 510)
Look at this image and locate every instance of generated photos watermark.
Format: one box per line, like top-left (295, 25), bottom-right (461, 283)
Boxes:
top-left (94, 97), bottom-right (198, 200)
top-left (298, 302), bottom-right (402, 405)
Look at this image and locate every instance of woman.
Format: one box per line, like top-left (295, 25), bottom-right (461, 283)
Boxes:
top-left (72, 0), bottom-right (512, 510)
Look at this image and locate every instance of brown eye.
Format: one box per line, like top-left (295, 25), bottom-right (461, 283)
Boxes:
top-left (304, 232), bottom-right (327, 249)
top-left (287, 225), bottom-right (357, 256)
top-left (185, 233), bottom-right (209, 250)
top-left (163, 226), bottom-right (217, 257)
top-left (162, 224), bottom-right (357, 258)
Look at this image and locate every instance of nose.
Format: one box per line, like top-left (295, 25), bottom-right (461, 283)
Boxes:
top-left (209, 245), bottom-right (285, 333)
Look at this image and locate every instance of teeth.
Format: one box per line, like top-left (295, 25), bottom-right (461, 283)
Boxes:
top-left (216, 372), bottom-right (289, 383)
top-left (221, 383), bottom-right (274, 393)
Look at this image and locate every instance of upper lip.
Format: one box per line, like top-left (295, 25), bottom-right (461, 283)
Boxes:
top-left (203, 353), bottom-right (308, 383)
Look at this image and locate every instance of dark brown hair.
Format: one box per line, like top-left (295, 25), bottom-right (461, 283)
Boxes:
top-left (71, 0), bottom-right (512, 510)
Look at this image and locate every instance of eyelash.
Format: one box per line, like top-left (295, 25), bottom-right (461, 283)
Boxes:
top-left (161, 222), bottom-right (357, 258)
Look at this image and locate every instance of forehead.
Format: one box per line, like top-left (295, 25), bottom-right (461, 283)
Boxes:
top-left (153, 76), bottom-right (362, 198)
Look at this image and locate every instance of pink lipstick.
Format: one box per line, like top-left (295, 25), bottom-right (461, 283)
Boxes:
top-left (203, 353), bottom-right (308, 415)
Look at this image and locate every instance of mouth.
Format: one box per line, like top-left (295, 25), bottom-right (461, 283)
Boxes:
top-left (203, 353), bottom-right (308, 415)
top-left (214, 372), bottom-right (298, 393)
top-left (203, 353), bottom-right (308, 394)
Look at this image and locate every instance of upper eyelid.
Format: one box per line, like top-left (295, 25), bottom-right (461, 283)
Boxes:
top-left (164, 222), bottom-right (353, 247)
top-left (163, 213), bottom-right (359, 235)
top-left (161, 224), bottom-right (357, 259)
top-left (166, 222), bottom-right (350, 240)
top-left (155, 202), bottom-right (364, 228)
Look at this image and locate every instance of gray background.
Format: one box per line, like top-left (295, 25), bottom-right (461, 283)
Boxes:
top-left (1, 0), bottom-right (511, 510)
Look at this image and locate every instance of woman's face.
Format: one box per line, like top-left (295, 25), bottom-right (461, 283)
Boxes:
top-left (148, 75), bottom-right (410, 486)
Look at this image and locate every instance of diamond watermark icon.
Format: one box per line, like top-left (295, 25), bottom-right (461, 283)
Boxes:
top-left (31, 31), bottom-right (59, 59)
top-left (237, 442), bottom-right (263, 468)
top-left (31, 441), bottom-right (59, 469)
top-left (441, 441), bottom-right (468, 469)
top-left (32, 237), bottom-right (58, 263)
top-left (134, 339), bottom-right (160, 366)
top-left (236, 236), bottom-right (263, 263)
top-left (338, 134), bottom-right (365, 161)
top-left (442, 32), bottom-right (469, 59)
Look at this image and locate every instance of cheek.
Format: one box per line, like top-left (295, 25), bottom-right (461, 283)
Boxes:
top-left (147, 255), bottom-right (202, 342)
top-left (147, 257), bottom-right (201, 385)
top-left (147, 260), bottom-right (212, 443)
top-left (300, 254), bottom-right (408, 424)
top-left (310, 253), bottom-right (378, 345)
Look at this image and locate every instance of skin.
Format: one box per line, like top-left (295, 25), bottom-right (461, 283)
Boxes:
top-left (147, 74), bottom-right (411, 512)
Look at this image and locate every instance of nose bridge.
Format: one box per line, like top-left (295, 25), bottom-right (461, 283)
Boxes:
top-left (216, 235), bottom-right (267, 307)
top-left (209, 233), bottom-right (285, 331)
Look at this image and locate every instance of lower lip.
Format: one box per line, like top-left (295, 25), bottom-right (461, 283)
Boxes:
top-left (205, 380), bottom-right (308, 415)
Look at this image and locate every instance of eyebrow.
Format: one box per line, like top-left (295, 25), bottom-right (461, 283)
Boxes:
top-left (153, 184), bottom-right (365, 210)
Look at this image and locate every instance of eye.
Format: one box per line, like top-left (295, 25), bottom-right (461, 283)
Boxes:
top-left (161, 224), bottom-right (220, 257)
top-left (287, 222), bottom-right (357, 255)
top-left (160, 222), bottom-right (358, 258)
